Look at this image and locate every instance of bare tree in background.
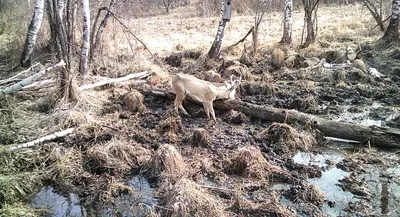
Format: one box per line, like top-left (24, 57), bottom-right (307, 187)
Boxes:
top-left (382, 0), bottom-right (400, 40)
top-left (301, 0), bottom-right (320, 48)
top-left (208, 0), bottom-right (227, 59)
top-left (79, 0), bottom-right (90, 75)
top-left (252, 0), bottom-right (269, 55)
top-left (280, 0), bottom-right (292, 44)
top-left (162, 0), bottom-right (173, 12)
top-left (20, 0), bottom-right (45, 67)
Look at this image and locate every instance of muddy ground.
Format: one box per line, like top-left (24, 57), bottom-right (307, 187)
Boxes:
top-left (1, 40), bottom-right (400, 217)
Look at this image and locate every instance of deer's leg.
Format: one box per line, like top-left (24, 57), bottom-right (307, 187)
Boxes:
top-left (209, 103), bottom-right (217, 122)
top-left (175, 92), bottom-right (191, 117)
top-left (203, 101), bottom-right (211, 119)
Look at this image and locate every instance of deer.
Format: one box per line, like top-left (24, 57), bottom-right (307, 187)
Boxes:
top-left (171, 73), bottom-right (241, 122)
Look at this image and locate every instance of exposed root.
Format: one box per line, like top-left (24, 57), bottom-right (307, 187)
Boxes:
top-left (258, 123), bottom-right (316, 152)
top-left (87, 139), bottom-right (152, 174)
top-left (161, 178), bottom-right (226, 217)
top-left (141, 144), bottom-right (186, 181)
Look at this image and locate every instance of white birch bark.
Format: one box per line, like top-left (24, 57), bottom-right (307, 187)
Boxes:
top-left (79, 0), bottom-right (90, 75)
top-left (281, 0), bottom-right (293, 44)
top-left (57, 0), bottom-right (65, 22)
top-left (20, 0), bottom-right (45, 67)
top-left (208, 0), bottom-right (227, 59)
top-left (0, 61), bottom-right (66, 96)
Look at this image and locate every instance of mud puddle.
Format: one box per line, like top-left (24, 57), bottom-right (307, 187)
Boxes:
top-left (325, 102), bottom-right (400, 127)
top-left (285, 150), bottom-right (400, 217)
top-left (31, 187), bottom-right (87, 217)
top-left (100, 175), bottom-right (156, 217)
top-left (31, 176), bottom-right (156, 217)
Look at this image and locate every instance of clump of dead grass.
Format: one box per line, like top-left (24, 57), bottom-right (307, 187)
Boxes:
top-left (285, 183), bottom-right (325, 206)
top-left (190, 128), bottom-right (212, 147)
top-left (87, 139), bottom-right (152, 174)
top-left (240, 81), bottom-right (277, 96)
top-left (158, 111), bottom-right (183, 143)
top-left (165, 53), bottom-right (183, 67)
top-left (225, 145), bottom-right (279, 180)
top-left (141, 144), bottom-right (186, 181)
top-left (196, 70), bottom-right (222, 82)
top-left (258, 123), bottom-right (316, 152)
top-left (161, 178), bottom-right (226, 217)
top-left (0, 173), bottom-right (42, 203)
top-left (0, 202), bottom-right (40, 217)
top-left (231, 192), bottom-right (295, 217)
top-left (122, 90), bottom-right (147, 112)
top-left (224, 64), bottom-right (253, 81)
top-left (45, 146), bottom-right (91, 190)
top-left (224, 110), bottom-right (247, 124)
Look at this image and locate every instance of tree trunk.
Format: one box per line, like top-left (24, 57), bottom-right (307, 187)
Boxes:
top-left (79, 0), bottom-right (90, 75)
top-left (280, 0), bottom-right (293, 44)
top-left (90, 0), bottom-right (116, 59)
top-left (305, 10), bottom-right (315, 45)
top-left (66, 0), bottom-right (77, 67)
top-left (137, 85), bottom-right (400, 149)
top-left (20, 0), bottom-right (45, 67)
top-left (208, 0), bottom-right (227, 59)
top-left (382, 0), bottom-right (400, 40)
top-left (57, 0), bottom-right (65, 22)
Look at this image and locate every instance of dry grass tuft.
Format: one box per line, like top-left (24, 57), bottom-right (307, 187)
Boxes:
top-left (0, 202), bottom-right (40, 217)
top-left (161, 178), bottom-right (226, 217)
top-left (158, 112), bottom-right (183, 136)
top-left (141, 144), bottom-right (186, 181)
top-left (226, 145), bottom-right (277, 180)
top-left (286, 183), bottom-right (325, 206)
top-left (231, 192), bottom-right (294, 217)
top-left (240, 81), bottom-right (276, 96)
top-left (122, 90), bottom-right (147, 112)
top-left (87, 139), bottom-right (152, 174)
top-left (165, 53), bottom-right (183, 67)
top-left (224, 65), bottom-right (253, 81)
top-left (259, 123), bottom-right (316, 152)
top-left (46, 146), bottom-right (90, 190)
top-left (190, 128), bottom-right (212, 147)
top-left (271, 48), bottom-right (285, 69)
top-left (0, 172), bottom-right (42, 203)
top-left (196, 70), bottom-right (222, 82)
top-left (225, 110), bottom-right (247, 124)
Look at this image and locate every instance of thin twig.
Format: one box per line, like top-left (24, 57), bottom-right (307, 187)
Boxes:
top-left (227, 26), bottom-right (254, 49)
top-left (0, 63), bottom-right (40, 85)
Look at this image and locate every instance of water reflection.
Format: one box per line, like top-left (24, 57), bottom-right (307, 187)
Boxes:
top-left (31, 186), bottom-right (87, 217)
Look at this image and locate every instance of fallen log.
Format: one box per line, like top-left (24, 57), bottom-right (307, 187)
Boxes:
top-left (78, 71), bottom-right (150, 91)
top-left (138, 85), bottom-right (400, 149)
top-left (9, 128), bottom-right (75, 150)
top-left (0, 61), bottom-right (65, 97)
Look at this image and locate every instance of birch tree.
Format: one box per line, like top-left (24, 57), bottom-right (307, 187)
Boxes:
top-left (382, 0), bottom-right (400, 40)
top-left (20, 0), bottom-right (45, 67)
top-left (208, 0), bottom-right (227, 59)
top-left (79, 0), bottom-right (90, 75)
top-left (280, 0), bottom-right (293, 44)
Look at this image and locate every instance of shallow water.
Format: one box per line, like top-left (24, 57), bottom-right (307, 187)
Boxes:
top-left (31, 176), bottom-right (156, 217)
top-left (291, 150), bottom-right (400, 217)
top-left (100, 175), bottom-right (156, 217)
top-left (31, 187), bottom-right (87, 217)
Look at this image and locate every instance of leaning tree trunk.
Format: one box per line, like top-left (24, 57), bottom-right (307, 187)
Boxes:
top-left (90, 0), bottom-right (116, 59)
top-left (382, 0), bottom-right (400, 40)
top-left (280, 0), bottom-right (293, 44)
top-left (79, 0), bottom-right (90, 75)
top-left (208, 0), bottom-right (227, 59)
top-left (20, 0), bottom-right (45, 67)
